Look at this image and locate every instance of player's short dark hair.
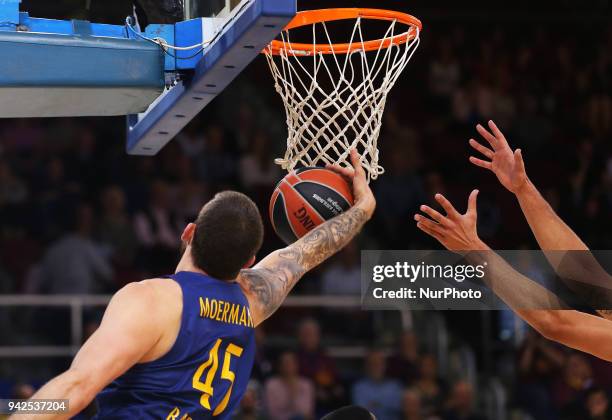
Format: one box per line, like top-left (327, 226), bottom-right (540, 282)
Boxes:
top-left (191, 191), bottom-right (264, 280)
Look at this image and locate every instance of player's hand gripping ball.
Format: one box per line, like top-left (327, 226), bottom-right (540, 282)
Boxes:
top-left (269, 167), bottom-right (354, 245)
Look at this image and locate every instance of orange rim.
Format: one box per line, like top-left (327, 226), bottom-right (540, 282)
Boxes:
top-left (267, 8), bottom-right (422, 56)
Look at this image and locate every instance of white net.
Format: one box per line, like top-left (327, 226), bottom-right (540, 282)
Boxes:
top-left (265, 14), bottom-right (421, 181)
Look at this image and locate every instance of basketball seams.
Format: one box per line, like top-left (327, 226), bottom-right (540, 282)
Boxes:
top-left (274, 186), bottom-right (300, 242)
top-left (279, 188), bottom-right (301, 240)
top-left (293, 167), bottom-right (321, 176)
top-left (270, 168), bottom-right (353, 244)
top-left (269, 189), bottom-right (279, 232)
top-left (283, 179), bottom-right (327, 226)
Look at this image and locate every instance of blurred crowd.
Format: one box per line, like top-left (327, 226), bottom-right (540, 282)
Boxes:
top-left (234, 323), bottom-right (489, 420)
top-left (1, 5), bottom-right (612, 420)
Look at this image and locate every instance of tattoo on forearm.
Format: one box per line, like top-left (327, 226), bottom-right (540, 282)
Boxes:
top-left (240, 207), bottom-right (368, 320)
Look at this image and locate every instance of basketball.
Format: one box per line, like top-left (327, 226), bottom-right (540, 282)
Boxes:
top-left (269, 167), bottom-right (354, 244)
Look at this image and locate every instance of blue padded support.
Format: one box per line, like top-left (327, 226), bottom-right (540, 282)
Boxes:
top-left (0, 0), bottom-right (20, 24)
top-left (0, 30), bottom-right (165, 117)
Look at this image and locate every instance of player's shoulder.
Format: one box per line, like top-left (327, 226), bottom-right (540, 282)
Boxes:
top-left (108, 279), bottom-right (183, 333)
top-left (140, 277), bottom-right (182, 293)
top-left (112, 278), bottom-right (182, 307)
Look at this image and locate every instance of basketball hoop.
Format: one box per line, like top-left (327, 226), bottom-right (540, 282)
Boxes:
top-left (264, 8), bottom-right (422, 181)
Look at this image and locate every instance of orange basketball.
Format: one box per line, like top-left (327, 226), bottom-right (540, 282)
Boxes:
top-left (269, 167), bottom-right (354, 245)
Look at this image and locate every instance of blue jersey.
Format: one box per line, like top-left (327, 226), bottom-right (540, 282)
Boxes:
top-left (95, 271), bottom-right (256, 419)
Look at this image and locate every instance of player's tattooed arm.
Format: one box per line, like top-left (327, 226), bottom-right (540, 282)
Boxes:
top-left (239, 206), bottom-right (368, 324)
top-left (238, 149), bottom-right (375, 326)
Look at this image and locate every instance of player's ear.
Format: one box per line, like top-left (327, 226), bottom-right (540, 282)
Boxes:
top-left (243, 256), bottom-right (256, 269)
top-left (181, 223), bottom-right (197, 244)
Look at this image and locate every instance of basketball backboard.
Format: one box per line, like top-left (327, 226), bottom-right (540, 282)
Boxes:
top-left (185, 0), bottom-right (244, 19)
top-left (0, 0), bottom-right (296, 154)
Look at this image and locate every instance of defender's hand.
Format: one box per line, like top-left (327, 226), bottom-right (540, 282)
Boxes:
top-left (469, 120), bottom-right (528, 194)
top-left (414, 190), bottom-right (486, 251)
top-left (327, 149), bottom-right (376, 219)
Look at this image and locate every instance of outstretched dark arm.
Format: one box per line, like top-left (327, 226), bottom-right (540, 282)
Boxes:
top-left (415, 191), bottom-right (612, 362)
top-left (469, 121), bottom-right (612, 316)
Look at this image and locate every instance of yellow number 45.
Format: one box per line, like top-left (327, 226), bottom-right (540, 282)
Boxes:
top-left (192, 339), bottom-right (244, 416)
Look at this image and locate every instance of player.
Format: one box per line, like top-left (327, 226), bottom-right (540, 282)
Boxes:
top-left (414, 121), bottom-right (612, 362)
top-left (16, 149), bottom-right (375, 420)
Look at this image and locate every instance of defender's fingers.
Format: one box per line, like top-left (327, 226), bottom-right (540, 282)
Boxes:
top-left (435, 193), bottom-right (460, 217)
top-left (476, 124), bottom-right (499, 149)
top-left (515, 149), bottom-right (526, 174)
top-left (326, 164), bottom-right (355, 179)
top-left (469, 156), bottom-right (492, 170)
top-left (487, 120), bottom-right (507, 145)
top-left (469, 139), bottom-right (494, 159)
top-left (414, 214), bottom-right (445, 234)
top-left (419, 205), bottom-right (448, 225)
top-left (416, 221), bottom-right (445, 241)
top-left (467, 189), bottom-right (479, 215)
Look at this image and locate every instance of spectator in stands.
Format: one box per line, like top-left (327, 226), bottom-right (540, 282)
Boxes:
top-left (251, 327), bottom-right (274, 383)
top-left (0, 118), bottom-right (44, 152)
top-left (352, 350), bottom-right (402, 420)
top-left (516, 329), bottom-right (564, 420)
top-left (319, 241), bottom-right (360, 295)
top-left (98, 185), bottom-right (138, 270)
top-left (37, 157), bottom-right (81, 238)
top-left (133, 179), bottom-right (181, 274)
top-left (442, 381), bottom-right (486, 420)
top-left (296, 318), bottom-right (343, 415)
top-left (584, 387), bottom-right (611, 420)
top-left (196, 124), bottom-right (237, 187)
top-left (374, 139), bottom-right (425, 248)
top-left (401, 388), bottom-right (424, 420)
top-left (413, 354), bottom-right (447, 418)
top-left (264, 351), bottom-right (315, 420)
top-left (239, 130), bottom-right (281, 192)
top-left (0, 160), bottom-right (28, 207)
top-left (39, 203), bottom-right (113, 294)
top-left (234, 380), bottom-right (265, 420)
top-left (170, 155), bottom-right (209, 223)
top-left (388, 331), bottom-right (420, 386)
top-left (318, 243), bottom-right (370, 338)
top-left (176, 122), bottom-right (206, 159)
top-left (238, 129), bottom-right (282, 213)
top-left (551, 352), bottom-right (596, 417)
top-left (429, 37), bottom-right (461, 112)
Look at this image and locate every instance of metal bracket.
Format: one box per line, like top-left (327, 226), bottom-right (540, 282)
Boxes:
top-left (125, 0), bottom-right (296, 155)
